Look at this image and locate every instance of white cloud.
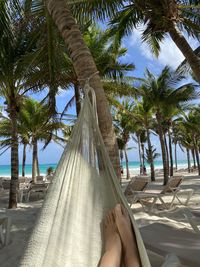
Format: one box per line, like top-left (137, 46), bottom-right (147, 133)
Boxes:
top-left (129, 27), bottom-right (199, 70)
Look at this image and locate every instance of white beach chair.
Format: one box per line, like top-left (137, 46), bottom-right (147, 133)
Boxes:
top-left (124, 178), bottom-right (149, 205)
top-left (0, 214), bottom-right (11, 247)
top-left (131, 176), bottom-right (194, 212)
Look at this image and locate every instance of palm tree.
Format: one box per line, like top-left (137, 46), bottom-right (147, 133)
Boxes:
top-left (19, 98), bottom-right (65, 183)
top-left (62, 26), bottom-right (135, 116)
top-left (180, 108), bottom-right (200, 175)
top-left (0, 2), bottom-right (42, 208)
top-left (43, 0), bottom-right (122, 177)
top-left (109, 1), bottom-right (200, 83)
top-left (137, 66), bottom-right (198, 184)
top-left (113, 99), bottom-right (135, 180)
top-left (133, 100), bottom-right (156, 181)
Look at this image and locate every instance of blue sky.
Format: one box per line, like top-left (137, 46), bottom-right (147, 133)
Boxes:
top-left (0, 28), bottom-right (199, 165)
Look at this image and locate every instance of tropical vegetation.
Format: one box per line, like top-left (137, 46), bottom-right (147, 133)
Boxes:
top-left (0, 0), bottom-right (199, 208)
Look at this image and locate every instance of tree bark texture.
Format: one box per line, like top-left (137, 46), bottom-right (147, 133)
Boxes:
top-left (9, 107), bottom-right (19, 208)
top-left (32, 139), bottom-right (38, 183)
top-left (164, 134), bottom-right (170, 174)
top-left (174, 142), bottom-right (178, 170)
top-left (137, 134), bottom-right (142, 172)
top-left (74, 82), bottom-right (81, 116)
top-left (124, 148), bottom-right (130, 180)
top-left (46, 0), bottom-right (121, 178)
top-left (36, 156), bottom-right (40, 177)
top-left (156, 113), bottom-right (169, 185)
top-left (168, 130), bottom-right (174, 177)
top-left (192, 149), bottom-right (196, 169)
top-left (169, 23), bottom-right (200, 84)
top-left (194, 138), bottom-right (200, 175)
top-left (146, 128), bottom-right (155, 181)
top-left (186, 148), bottom-right (191, 173)
top-left (22, 143), bottom-right (27, 177)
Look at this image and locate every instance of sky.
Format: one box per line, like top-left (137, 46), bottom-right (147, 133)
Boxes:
top-left (0, 28), bottom-right (199, 165)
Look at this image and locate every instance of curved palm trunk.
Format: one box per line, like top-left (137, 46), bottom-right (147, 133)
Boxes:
top-left (32, 139), bottom-right (38, 183)
top-left (124, 147), bottom-right (130, 180)
top-left (168, 130), bottom-right (174, 177)
top-left (156, 113), bottom-right (169, 185)
top-left (22, 143), bottom-right (27, 177)
top-left (136, 134), bottom-right (142, 173)
top-left (146, 128), bottom-right (155, 181)
top-left (46, 0), bottom-right (121, 178)
top-left (164, 133), bottom-right (170, 174)
top-left (169, 23), bottom-right (200, 84)
top-left (9, 108), bottom-right (19, 209)
top-left (74, 82), bottom-right (81, 116)
top-left (192, 149), bottom-right (196, 169)
top-left (174, 142), bottom-right (178, 170)
top-left (186, 148), bottom-right (191, 173)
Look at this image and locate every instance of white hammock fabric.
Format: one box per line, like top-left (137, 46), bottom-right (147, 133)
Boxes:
top-left (20, 84), bottom-right (151, 267)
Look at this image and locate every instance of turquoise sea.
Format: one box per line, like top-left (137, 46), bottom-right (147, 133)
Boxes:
top-left (0, 160), bottom-right (188, 177)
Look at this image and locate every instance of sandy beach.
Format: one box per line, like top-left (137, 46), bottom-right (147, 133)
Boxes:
top-left (0, 170), bottom-right (199, 267)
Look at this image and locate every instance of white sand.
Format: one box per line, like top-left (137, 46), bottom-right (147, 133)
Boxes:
top-left (0, 170), bottom-right (199, 267)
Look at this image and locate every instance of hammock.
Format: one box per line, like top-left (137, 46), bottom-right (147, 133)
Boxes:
top-left (20, 83), bottom-right (151, 267)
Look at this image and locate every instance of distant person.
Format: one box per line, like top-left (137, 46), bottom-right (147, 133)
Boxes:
top-left (143, 165), bottom-right (147, 175)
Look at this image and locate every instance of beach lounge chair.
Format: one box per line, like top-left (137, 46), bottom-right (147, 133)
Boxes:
top-left (27, 182), bottom-right (49, 201)
top-left (140, 222), bottom-right (200, 267)
top-left (124, 178), bottom-right (149, 205)
top-left (0, 214), bottom-right (11, 247)
top-left (132, 176), bottom-right (194, 212)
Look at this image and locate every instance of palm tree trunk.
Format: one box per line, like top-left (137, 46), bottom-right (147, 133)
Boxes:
top-left (174, 141), bottom-right (178, 170)
top-left (9, 107), bottom-right (19, 208)
top-left (124, 147), bottom-right (130, 180)
top-left (146, 128), bottom-right (155, 181)
top-left (22, 143), bottom-right (27, 177)
top-left (46, 0), bottom-right (121, 178)
top-left (141, 143), bottom-right (145, 169)
top-left (32, 139), bottom-right (38, 183)
top-left (192, 148), bottom-right (196, 169)
top-left (169, 23), bottom-right (200, 84)
top-left (193, 138), bottom-right (200, 175)
top-left (186, 148), bottom-right (191, 173)
top-left (156, 113), bottom-right (169, 185)
top-left (74, 82), bottom-right (81, 116)
top-left (36, 156), bottom-right (40, 177)
top-left (164, 133), bottom-right (170, 174)
top-left (168, 130), bottom-right (174, 177)
top-left (136, 134), bottom-right (142, 172)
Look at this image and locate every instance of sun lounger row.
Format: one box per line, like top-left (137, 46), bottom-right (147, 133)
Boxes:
top-left (124, 176), bottom-right (194, 212)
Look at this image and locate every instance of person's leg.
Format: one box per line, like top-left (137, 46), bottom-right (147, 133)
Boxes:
top-left (99, 211), bottom-right (122, 267)
top-left (114, 204), bottom-right (141, 267)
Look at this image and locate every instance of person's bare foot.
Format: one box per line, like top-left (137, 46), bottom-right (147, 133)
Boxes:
top-left (114, 204), bottom-right (141, 267)
top-left (99, 211), bottom-right (122, 267)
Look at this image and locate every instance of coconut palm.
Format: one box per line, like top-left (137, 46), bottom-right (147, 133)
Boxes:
top-left (0, 2), bottom-right (42, 208)
top-left (43, 0), bottom-right (122, 177)
top-left (133, 100), bottom-right (156, 181)
top-left (137, 66), bottom-right (198, 184)
top-left (109, 0), bottom-right (200, 84)
top-left (19, 98), bottom-right (65, 183)
top-left (180, 108), bottom-right (200, 175)
top-left (113, 100), bottom-right (136, 179)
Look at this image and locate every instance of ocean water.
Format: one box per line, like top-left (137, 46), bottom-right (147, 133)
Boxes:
top-left (121, 160), bottom-right (188, 174)
top-left (0, 160), bottom-right (188, 177)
